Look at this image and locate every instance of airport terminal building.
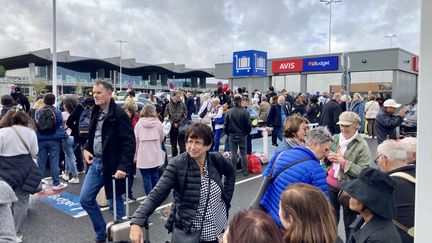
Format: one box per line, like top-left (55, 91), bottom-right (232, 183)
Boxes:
top-left (215, 48), bottom-right (418, 104)
top-left (0, 49), bottom-right (215, 96)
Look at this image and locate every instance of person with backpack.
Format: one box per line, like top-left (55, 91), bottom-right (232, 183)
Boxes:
top-left (66, 89), bottom-right (95, 172)
top-left (375, 140), bottom-right (415, 243)
top-left (35, 93), bottom-right (68, 190)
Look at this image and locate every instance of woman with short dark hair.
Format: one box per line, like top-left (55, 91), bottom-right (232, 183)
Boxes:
top-left (221, 210), bottom-right (283, 243)
top-left (130, 122), bottom-right (236, 243)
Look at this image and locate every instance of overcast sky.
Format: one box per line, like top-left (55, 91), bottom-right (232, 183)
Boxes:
top-left (1, 0), bottom-right (421, 68)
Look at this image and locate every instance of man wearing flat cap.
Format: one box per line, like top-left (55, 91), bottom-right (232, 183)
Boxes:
top-left (341, 168), bottom-right (402, 243)
top-left (375, 99), bottom-right (408, 144)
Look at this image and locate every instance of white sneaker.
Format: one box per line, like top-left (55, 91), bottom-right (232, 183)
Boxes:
top-left (52, 182), bottom-right (68, 190)
top-left (16, 235), bottom-right (23, 243)
top-left (62, 173), bottom-right (70, 181)
top-left (68, 177), bottom-right (80, 184)
top-left (41, 178), bottom-right (49, 184)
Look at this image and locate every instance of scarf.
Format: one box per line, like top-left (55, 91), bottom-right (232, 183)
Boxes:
top-left (333, 131), bottom-right (358, 179)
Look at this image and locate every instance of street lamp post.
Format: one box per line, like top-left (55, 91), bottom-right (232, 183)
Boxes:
top-left (52, 0), bottom-right (57, 97)
top-left (114, 40), bottom-right (127, 92)
top-left (321, 0), bottom-right (342, 53)
top-left (384, 34), bottom-right (398, 48)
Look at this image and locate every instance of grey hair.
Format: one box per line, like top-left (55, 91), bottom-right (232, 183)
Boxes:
top-left (377, 140), bottom-right (407, 163)
top-left (305, 126), bottom-right (333, 146)
top-left (332, 93), bottom-right (342, 101)
top-left (399, 137), bottom-right (416, 156)
top-left (212, 97), bottom-right (220, 104)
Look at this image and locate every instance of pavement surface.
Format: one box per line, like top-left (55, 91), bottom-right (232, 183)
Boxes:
top-left (22, 135), bottom-right (378, 243)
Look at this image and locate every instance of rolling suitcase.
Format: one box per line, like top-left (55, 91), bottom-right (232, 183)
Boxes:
top-left (106, 176), bottom-right (150, 242)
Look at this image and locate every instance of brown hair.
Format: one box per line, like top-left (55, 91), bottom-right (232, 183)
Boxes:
top-left (280, 183), bottom-right (337, 243)
top-left (0, 107), bottom-right (35, 129)
top-left (226, 210), bottom-right (283, 243)
top-left (140, 104), bottom-right (156, 118)
top-left (283, 114), bottom-right (309, 138)
top-left (185, 122), bottom-right (214, 146)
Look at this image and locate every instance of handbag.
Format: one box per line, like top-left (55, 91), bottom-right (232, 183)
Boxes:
top-left (171, 178), bottom-right (211, 243)
top-left (247, 151), bottom-right (311, 212)
top-left (11, 127), bottom-right (44, 194)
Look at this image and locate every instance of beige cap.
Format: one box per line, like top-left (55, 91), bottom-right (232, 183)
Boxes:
top-left (337, 112), bottom-right (361, 126)
top-left (383, 99), bottom-right (401, 108)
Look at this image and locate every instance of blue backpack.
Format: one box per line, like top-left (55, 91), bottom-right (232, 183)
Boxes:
top-left (79, 104), bottom-right (93, 139)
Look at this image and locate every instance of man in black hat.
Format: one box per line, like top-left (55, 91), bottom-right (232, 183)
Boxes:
top-left (341, 168), bottom-right (402, 243)
top-left (375, 140), bottom-right (415, 243)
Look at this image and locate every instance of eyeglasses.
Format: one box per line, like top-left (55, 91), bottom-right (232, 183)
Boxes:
top-left (373, 154), bottom-right (383, 165)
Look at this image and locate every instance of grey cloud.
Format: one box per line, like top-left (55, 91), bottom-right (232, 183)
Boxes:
top-left (0, 0), bottom-right (421, 68)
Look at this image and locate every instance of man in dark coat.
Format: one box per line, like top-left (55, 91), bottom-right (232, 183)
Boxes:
top-left (224, 94), bottom-right (252, 176)
top-left (267, 95), bottom-right (289, 146)
top-left (10, 86), bottom-right (30, 113)
top-left (319, 93), bottom-right (342, 135)
top-left (79, 80), bottom-right (135, 243)
top-left (375, 99), bottom-right (408, 145)
top-left (185, 92), bottom-right (195, 121)
top-left (0, 94), bottom-right (14, 118)
top-left (376, 140), bottom-right (415, 243)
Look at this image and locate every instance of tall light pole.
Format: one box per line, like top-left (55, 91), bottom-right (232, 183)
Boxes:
top-left (384, 34), bottom-right (398, 48)
top-left (114, 40), bottom-right (127, 92)
top-left (52, 0), bottom-right (58, 96)
top-left (321, 0), bottom-right (342, 53)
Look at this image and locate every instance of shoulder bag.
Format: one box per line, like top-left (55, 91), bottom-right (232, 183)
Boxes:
top-left (247, 151), bottom-right (311, 212)
top-left (391, 172), bottom-right (416, 237)
top-left (171, 177), bottom-right (211, 243)
top-left (11, 126), bottom-right (44, 194)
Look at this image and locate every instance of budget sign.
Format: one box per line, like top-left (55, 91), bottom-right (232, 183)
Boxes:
top-left (303, 56), bottom-right (339, 72)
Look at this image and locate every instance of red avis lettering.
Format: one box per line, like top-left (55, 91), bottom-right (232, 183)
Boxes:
top-left (272, 59), bottom-right (302, 74)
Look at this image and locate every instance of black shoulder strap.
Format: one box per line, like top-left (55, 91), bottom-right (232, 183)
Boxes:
top-left (270, 157), bottom-right (312, 182)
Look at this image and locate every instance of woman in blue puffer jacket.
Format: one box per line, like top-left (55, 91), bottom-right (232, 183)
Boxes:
top-left (260, 126), bottom-right (333, 227)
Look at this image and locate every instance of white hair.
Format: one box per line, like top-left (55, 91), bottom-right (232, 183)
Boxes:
top-left (212, 97), bottom-right (220, 104)
top-left (399, 137), bottom-right (416, 157)
top-left (377, 140), bottom-right (407, 163)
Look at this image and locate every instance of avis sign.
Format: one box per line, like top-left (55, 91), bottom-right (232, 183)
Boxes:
top-left (232, 50), bottom-right (267, 77)
top-left (271, 56), bottom-right (339, 74)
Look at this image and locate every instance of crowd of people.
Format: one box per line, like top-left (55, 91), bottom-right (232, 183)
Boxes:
top-left (0, 83), bottom-right (417, 243)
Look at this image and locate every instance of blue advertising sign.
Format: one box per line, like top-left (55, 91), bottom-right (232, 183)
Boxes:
top-left (233, 50), bottom-right (267, 77)
top-left (39, 192), bottom-right (87, 218)
top-left (302, 56), bottom-right (339, 72)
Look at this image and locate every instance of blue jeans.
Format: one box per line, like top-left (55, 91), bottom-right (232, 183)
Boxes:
top-left (79, 157), bottom-right (125, 241)
top-left (213, 128), bottom-right (223, 152)
top-left (37, 140), bottom-right (61, 186)
top-left (62, 136), bottom-right (78, 177)
top-left (271, 126), bottom-right (283, 145)
top-left (140, 167), bottom-right (160, 195)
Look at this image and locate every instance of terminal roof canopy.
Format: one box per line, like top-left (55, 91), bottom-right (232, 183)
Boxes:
top-left (0, 49), bottom-right (215, 78)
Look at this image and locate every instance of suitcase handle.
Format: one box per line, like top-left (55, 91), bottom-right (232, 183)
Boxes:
top-left (112, 175), bottom-right (129, 222)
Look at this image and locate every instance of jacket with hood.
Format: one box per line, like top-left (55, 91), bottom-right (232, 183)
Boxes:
top-left (134, 117), bottom-right (165, 169)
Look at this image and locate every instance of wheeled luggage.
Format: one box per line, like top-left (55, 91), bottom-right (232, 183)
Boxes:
top-left (106, 176), bottom-right (150, 242)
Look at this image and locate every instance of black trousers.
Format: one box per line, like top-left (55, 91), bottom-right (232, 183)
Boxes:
top-left (170, 127), bottom-right (186, 157)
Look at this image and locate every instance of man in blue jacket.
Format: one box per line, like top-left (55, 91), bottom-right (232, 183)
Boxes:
top-left (260, 126), bottom-right (332, 227)
top-left (36, 93), bottom-right (68, 190)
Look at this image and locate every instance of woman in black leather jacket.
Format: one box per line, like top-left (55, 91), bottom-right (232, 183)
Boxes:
top-left (130, 122), bottom-right (236, 243)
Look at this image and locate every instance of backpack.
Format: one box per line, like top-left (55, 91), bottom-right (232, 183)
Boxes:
top-left (247, 155), bottom-right (262, 174)
top-left (37, 107), bottom-right (56, 135)
top-left (79, 104), bottom-right (93, 139)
